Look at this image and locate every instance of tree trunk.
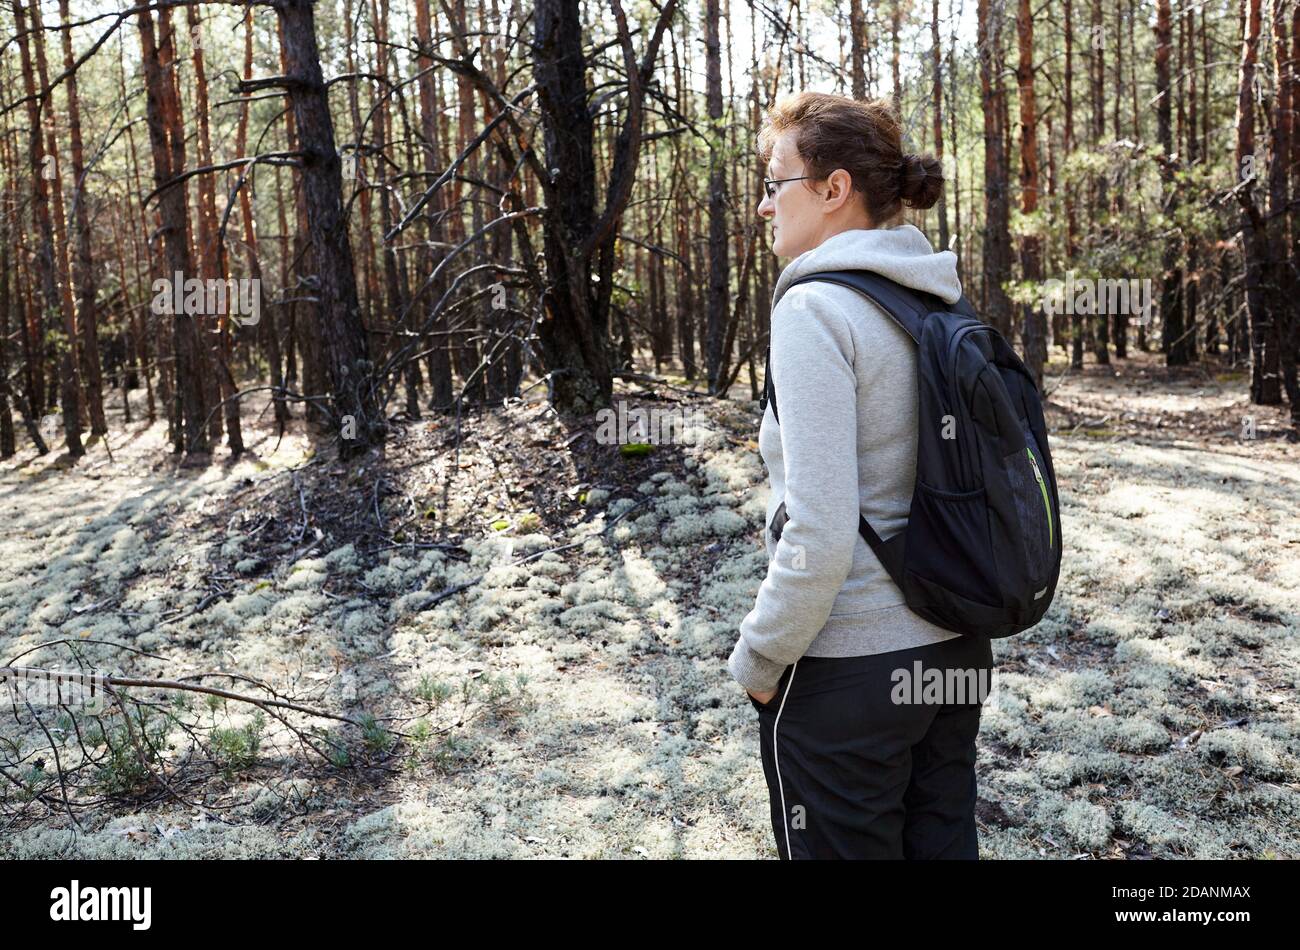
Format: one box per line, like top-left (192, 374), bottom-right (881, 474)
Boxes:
top-left (1112, 0), bottom-right (1129, 360)
top-left (138, 7), bottom-right (211, 455)
top-left (1091, 0), bottom-right (1111, 365)
top-left (58, 0), bottom-right (106, 437)
top-left (276, 0), bottom-right (383, 453)
top-left (236, 7), bottom-right (288, 430)
top-left (186, 5), bottom-right (229, 446)
top-left (0, 228), bottom-right (19, 456)
top-left (1066, 0), bottom-right (1083, 370)
top-left (1016, 0), bottom-right (1046, 389)
top-left (978, 0), bottom-right (1014, 338)
top-left (1156, 0), bottom-right (1192, 368)
top-left (414, 0), bottom-right (454, 410)
top-left (1233, 0), bottom-right (1277, 397)
top-left (931, 0), bottom-right (949, 252)
top-left (1289, 0), bottom-right (1300, 432)
top-left (532, 0), bottom-right (612, 413)
top-left (705, 0), bottom-right (730, 393)
top-left (849, 0), bottom-right (867, 99)
top-left (1268, 0), bottom-right (1296, 421)
top-left (15, 0), bottom-right (82, 457)
top-left (891, 0), bottom-right (903, 114)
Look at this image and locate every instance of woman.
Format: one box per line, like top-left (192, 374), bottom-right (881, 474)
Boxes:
top-left (728, 91), bottom-right (995, 860)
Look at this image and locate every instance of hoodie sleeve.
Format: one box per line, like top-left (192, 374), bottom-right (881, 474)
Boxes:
top-left (728, 284), bottom-right (861, 693)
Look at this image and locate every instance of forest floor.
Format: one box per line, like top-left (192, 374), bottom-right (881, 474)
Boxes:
top-left (1, 349), bottom-right (1298, 859)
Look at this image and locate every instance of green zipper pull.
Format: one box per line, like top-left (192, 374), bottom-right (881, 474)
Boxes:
top-left (1026, 447), bottom-right (1054, 549)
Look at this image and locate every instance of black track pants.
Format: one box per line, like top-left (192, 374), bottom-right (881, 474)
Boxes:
top-left (748, 633), bottom-right (994, 859)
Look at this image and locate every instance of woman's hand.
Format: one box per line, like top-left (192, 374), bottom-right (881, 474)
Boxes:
top-left (747, 687), bottom-right (778, 706)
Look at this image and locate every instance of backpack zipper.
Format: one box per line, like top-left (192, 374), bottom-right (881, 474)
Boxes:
top-left (944, 321), bottom-right (993, 490)
top-left (1025, 446), bottom-right (1054, 549)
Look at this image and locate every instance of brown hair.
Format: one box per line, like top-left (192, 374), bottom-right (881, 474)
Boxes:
top-left (757, 91), bottom-right (943, 223)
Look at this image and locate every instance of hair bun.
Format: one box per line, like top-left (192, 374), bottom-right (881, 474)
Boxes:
top-left (898, 152), bottom-right (944, 210)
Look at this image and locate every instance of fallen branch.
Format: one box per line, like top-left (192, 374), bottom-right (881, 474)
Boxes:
top-left (1, 666), bottom-right (363, 727)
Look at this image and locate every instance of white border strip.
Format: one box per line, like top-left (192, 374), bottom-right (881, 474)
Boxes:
top-left (772, 659), bottom-right (800, 860)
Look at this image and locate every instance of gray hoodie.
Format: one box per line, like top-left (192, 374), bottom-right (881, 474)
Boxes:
top-left (728, 224), bottom-right (965, 694)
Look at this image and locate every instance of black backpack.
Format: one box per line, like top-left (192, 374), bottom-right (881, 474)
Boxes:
top-left (759, 269), bottom-right (1061, 638)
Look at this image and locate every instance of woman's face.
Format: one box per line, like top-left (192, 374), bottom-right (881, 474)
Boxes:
top-left (758, 128), bottom-right (871, 259)
top-left (757, 128), bottom-right (827, 259)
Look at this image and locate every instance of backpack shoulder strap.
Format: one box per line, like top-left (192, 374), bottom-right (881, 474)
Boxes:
top-left (787, 269), bottom-right (937, 342)
top-left (759, 269), bottom-right (968, 589)
top-left (761, 269), bottom-right (962, 421)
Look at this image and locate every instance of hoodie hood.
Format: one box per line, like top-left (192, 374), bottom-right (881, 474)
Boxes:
top-left (771, 224), bottom-right (962, 311)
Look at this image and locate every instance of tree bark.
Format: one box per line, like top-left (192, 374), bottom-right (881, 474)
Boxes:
top-left (1066, 0), bottom-right (1083, 370)
top-left (1091, 0), bottom-right (1111, 364)
top-left (705, 0), bottom-right (729, 393)
top-left (1233, 0), bottom-right (1277, 397)
top-left (276, 0), bottom-right (383, 453)
top-left (849, 0), bottom-right (867, 99)
top-left (978, 0), bottom-right (1014, 338)
top-left (414, 0), bottom-right (454, 410)
top-left (57, 0), bottom-right (106, 437)
top-left (236, 7), bottom-right (288, 430)
top-left (1267, 0), bottom-right (1296, 420)
top-left (138, 7), bottom-right (211, 454)
top-left (931, 0), bottom-right (949, 252)
top-left (15, 0), bottom-right (83, 457)
top-left (1157, 0), bottom-right (1192, 368)
top-left (1016, 0), bottom-right (1046, 389)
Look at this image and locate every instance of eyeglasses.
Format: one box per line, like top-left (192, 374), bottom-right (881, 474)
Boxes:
top-left (762, 175), bottom-right (815, 198)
